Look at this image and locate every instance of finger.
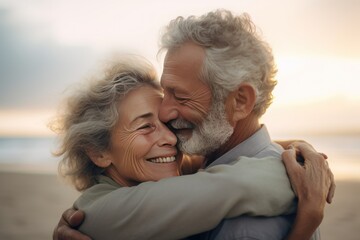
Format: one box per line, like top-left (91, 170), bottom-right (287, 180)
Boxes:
top-left (288, 141), bottom-right (315, 152)
top-left (57, 225), bottom-right (92, 240)
top-left (62, 208), bottom-right (78, 225)
top-left (282, 149), bottom-right (304, 197)
top-left (69, 210), bottom-right (86, 227)
top-left (282, 149), bottom-right (303, 174)
top-left (327, 170), bottom-right (336, 204)
top-left (294, 143), bottom-right (315, 157)
top-left (319, 152), bottom-right (328, 159)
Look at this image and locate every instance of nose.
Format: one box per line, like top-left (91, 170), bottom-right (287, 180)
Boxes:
top-left (157, 122), bottom-right (177, 147)
top-left (159, 94), bottom-right (179, 123)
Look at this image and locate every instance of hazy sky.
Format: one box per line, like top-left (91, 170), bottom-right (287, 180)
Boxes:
top-left (0, 0), bottom-right (359, 136)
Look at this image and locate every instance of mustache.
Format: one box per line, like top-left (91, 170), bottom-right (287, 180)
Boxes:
top-left (168, 118), bottom-right (194, 129)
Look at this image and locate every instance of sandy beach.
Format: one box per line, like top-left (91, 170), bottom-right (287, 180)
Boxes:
top-left (0, 171), bottom-right (79, 240)
top-left (0, 170), bottom-right (359, 240)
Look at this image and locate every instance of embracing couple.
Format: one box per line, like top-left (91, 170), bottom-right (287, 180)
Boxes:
top-left (52, 9), bottom-right (335, 240)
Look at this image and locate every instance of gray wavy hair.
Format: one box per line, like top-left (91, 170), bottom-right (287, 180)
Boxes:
top-left (159, 9), bottom-right (277, 116)
top-left (51, 56), bottom-right (160, 191)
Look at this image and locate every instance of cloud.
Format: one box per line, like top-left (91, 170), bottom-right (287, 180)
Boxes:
top-left (0, 8), bottom-right (99, 110)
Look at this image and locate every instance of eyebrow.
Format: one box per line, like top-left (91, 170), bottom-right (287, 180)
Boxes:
top-left (130, 112), bottom-right (154, 125)
top-left (161, 81), bottom-right (186, 95)
top-left (160, 78), bottom-right (178, 91)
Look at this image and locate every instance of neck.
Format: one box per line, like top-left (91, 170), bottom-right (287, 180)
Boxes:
top-left (206, 114), bottom-right (260, 164)
top-left (104, 165), bottom-right (138, 187)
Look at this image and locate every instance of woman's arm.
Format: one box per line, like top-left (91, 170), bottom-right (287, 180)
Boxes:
top-left (282, 142), bottom-right (335, 240)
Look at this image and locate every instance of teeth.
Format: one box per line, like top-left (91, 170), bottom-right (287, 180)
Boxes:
top-left (150, 156), bottom-right (176, 163)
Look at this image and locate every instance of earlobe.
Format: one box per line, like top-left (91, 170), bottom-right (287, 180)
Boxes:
top-left (230, 83), bottom-right (256, 122)
top-left (86, 148), bottom-right (112, 168)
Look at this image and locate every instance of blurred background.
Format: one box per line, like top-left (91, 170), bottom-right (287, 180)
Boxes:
top-left (0, 0), bottom-right (359, 239)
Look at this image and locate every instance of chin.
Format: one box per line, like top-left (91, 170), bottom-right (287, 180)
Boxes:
top-left (142, 161), bottom-right (180, 181)
top-left (153, 171), bottom-right (180, 181)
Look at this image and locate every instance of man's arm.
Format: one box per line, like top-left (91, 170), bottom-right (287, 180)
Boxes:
top-left (283, 142), bottom-right (335, 240)
top-left (53, 142), bottom-right (336, 240)
top-left (54, 156), bottom-right (295, 240)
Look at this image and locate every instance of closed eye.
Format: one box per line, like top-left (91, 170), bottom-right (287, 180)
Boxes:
top-left (174, 95), bottom-right (188, 102)
top-left (137, 124), bottom-right (154, 130)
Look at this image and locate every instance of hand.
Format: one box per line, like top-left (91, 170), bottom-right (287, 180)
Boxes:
top-left (283, 142), bottom-right (335, 205)
top-left (53, 208), bottom-right (91, 240)
top-left (282, 142), bottom-right (335, 240)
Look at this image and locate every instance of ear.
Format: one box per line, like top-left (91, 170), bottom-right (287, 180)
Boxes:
top-left (86, 148), bottom-right (112, 168)
top-left (226, 83), bottom-right (256, 124)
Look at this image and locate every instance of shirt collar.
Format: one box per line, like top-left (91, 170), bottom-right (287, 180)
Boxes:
top-left (206, 125), bottom-right (271, 168)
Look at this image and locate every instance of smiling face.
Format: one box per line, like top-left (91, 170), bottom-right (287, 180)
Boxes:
top-left (101, 85), bottom-right (180, 186)
top-left (159, 42), bottom-right (234, 156)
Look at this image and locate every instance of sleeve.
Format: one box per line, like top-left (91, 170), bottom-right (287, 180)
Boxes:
top-left (76, 156), bottom-right (296, 240)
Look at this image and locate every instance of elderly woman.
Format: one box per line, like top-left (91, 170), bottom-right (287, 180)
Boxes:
top-left (51, 55), bottom-right (301, 240)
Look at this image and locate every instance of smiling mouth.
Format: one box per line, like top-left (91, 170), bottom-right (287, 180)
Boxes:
top-left (148, 156), bottom-right (176, 163)
top-left (168, 122), bottom-right (194, 138)
top-left (169, 119), bottom-right (194, 131)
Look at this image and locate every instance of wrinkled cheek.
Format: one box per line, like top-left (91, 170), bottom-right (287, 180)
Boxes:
top-left (136, 164), bottom-right (158, 181)
top-left (187, 88), bottom-right (212, 121)
top-left (119, 133), bottom-right (147, 182)
top-left (183, 102), bottom-right (208, 125)
top-left (186, 93), bottom-right (211, 123)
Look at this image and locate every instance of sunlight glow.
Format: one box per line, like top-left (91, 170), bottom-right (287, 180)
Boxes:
top-left (0, 110), bottom-right (55, 137)
top-left (274, 56), bottom-right (360, 106)
top-left (1, 0), bottom-right (360, 137)
top-left (1, 0), bottom-right (359, 182)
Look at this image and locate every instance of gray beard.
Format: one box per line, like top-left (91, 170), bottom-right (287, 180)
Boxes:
top-left (176, 101), bottom-right (234, 156)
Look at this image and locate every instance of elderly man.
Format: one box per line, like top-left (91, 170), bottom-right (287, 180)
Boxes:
top-left (54, 10), bottom-right (334, 240)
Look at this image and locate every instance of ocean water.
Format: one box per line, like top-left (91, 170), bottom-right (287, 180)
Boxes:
top-left (0, 137), bottom-right (58, 164)
top-left (0, 135), bottom-right (359, 178)
top-left (0, 137), bottom-right (59, 173)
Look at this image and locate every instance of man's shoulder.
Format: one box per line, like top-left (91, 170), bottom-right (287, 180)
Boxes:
top-left (228, 153), bottom-right (282, 166)
top-left (73, 177), bottom-right (119, 209)
top-left (255, 141), bottom-right (283, 158)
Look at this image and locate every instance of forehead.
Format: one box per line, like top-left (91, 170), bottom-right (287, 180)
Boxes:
top-left (161, 42), bottom-right (206, 89)
top-left (117, 86), bottom-right (163, 121)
